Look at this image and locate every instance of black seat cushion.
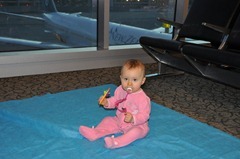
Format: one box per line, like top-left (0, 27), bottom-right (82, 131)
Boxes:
top-left (139, 36), bottom-right (183, 52)
top-left (182, 44), bottom-right (240, 69)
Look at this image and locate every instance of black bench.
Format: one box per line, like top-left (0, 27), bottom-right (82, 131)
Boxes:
top-left (139, 0), bottom-right (240, 88)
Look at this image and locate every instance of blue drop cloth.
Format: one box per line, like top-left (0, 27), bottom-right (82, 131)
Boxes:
top-left (0, 84), bottom-right (239, 159)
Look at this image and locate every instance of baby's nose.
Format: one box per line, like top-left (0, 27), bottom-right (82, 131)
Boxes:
top-left (127, 81), bottom-right (132, 86)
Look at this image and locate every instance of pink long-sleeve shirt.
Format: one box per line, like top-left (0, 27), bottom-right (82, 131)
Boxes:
top-left (107, 86), bottom-right (151, 131)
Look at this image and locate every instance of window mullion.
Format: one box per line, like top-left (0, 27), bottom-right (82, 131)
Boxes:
top-left (97, 0), bottom-right (110, 50)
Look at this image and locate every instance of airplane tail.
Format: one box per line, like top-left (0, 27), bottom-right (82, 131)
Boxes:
top-left (42, 0), bottom-right (58, 13)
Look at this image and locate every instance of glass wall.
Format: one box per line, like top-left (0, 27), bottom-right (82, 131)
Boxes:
top-left (0, 0), bottom-right (176, 52)
top-left (108, 0), bottom-right (175, 45)
top-left (0, 0), bottom-right (97, 52)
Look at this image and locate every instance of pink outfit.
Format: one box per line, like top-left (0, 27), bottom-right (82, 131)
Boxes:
top-left (79, 85), bottom-right (151, 149)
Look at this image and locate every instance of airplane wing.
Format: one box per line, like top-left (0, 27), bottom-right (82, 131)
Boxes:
top-left (0, 11), bottom-right (44, 21)
top-left (71, 12), bottom-right (82, 16)
top-left (0, 36), bottom-right (70, 49)
top-left (0, 11), bottom-right (72, 49)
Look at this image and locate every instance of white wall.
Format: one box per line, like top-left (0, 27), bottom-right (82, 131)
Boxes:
top-left (0, 46), bottom-right (154, 78)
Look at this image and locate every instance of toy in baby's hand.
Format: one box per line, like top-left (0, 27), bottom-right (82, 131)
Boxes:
top-left (99, 88), bottom-right (110, 106)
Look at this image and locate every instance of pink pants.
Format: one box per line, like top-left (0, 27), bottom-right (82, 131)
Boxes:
top-left (79, 116), bottom-right (149, 149)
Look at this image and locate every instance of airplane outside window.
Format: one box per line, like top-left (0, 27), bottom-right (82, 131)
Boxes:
top-left (0, 0), bottom-right (175, 52)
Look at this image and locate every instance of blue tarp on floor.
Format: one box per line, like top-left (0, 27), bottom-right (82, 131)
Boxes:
top-left (0, 84), bottom-right (239, 159)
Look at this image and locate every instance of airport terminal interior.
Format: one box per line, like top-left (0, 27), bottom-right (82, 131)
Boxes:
top-left (0, 0), bottom-right (239, 152)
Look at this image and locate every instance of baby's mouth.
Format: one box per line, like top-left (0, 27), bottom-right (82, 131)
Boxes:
top-left (127, 87), bottom-right (132, 93)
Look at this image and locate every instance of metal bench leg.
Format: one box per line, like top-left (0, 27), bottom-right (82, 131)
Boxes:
top-left (146, 62), bottom-right (185, 78)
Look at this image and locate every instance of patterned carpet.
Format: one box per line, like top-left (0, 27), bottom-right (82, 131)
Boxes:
top-left (0, 63), bottom-right (239, 138)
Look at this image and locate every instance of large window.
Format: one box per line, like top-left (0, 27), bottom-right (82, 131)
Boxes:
top-left (108, 0), bottom-right (175, 45)
top-left (0, 0), bottom-right (176, 52)
top-left (0, 0), bottom-right (97, 51)
top-left (0, 0), bottom-right (189, 78)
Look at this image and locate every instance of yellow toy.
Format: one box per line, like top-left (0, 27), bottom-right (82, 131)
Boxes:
top-left (99, 88), bottom-right (110, 105)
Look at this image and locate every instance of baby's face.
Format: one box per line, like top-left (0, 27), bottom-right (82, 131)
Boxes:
top-left (120, 67), bottom-right (146, 93)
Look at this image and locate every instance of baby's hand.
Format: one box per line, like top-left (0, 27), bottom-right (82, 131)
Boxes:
top-left (98, 96), bottom-right (108, 108)
top-left (124, 112), bottom-right (133, 123)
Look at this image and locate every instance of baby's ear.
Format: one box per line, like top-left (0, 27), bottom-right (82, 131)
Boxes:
top-left (141, 77), bottom-right (146, 85)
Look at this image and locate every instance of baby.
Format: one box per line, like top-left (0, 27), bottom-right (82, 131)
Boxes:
top-left (79, 59), bottom-right (151, 149)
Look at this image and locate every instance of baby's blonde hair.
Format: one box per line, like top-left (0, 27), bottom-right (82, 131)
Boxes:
top-left (121, 59), bottom-right (145, 75)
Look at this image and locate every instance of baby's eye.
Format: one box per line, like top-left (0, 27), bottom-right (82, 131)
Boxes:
top-left (133, 79), bottom-right (138, 81)
top-left (124, 78), bottom-right (128, 81)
